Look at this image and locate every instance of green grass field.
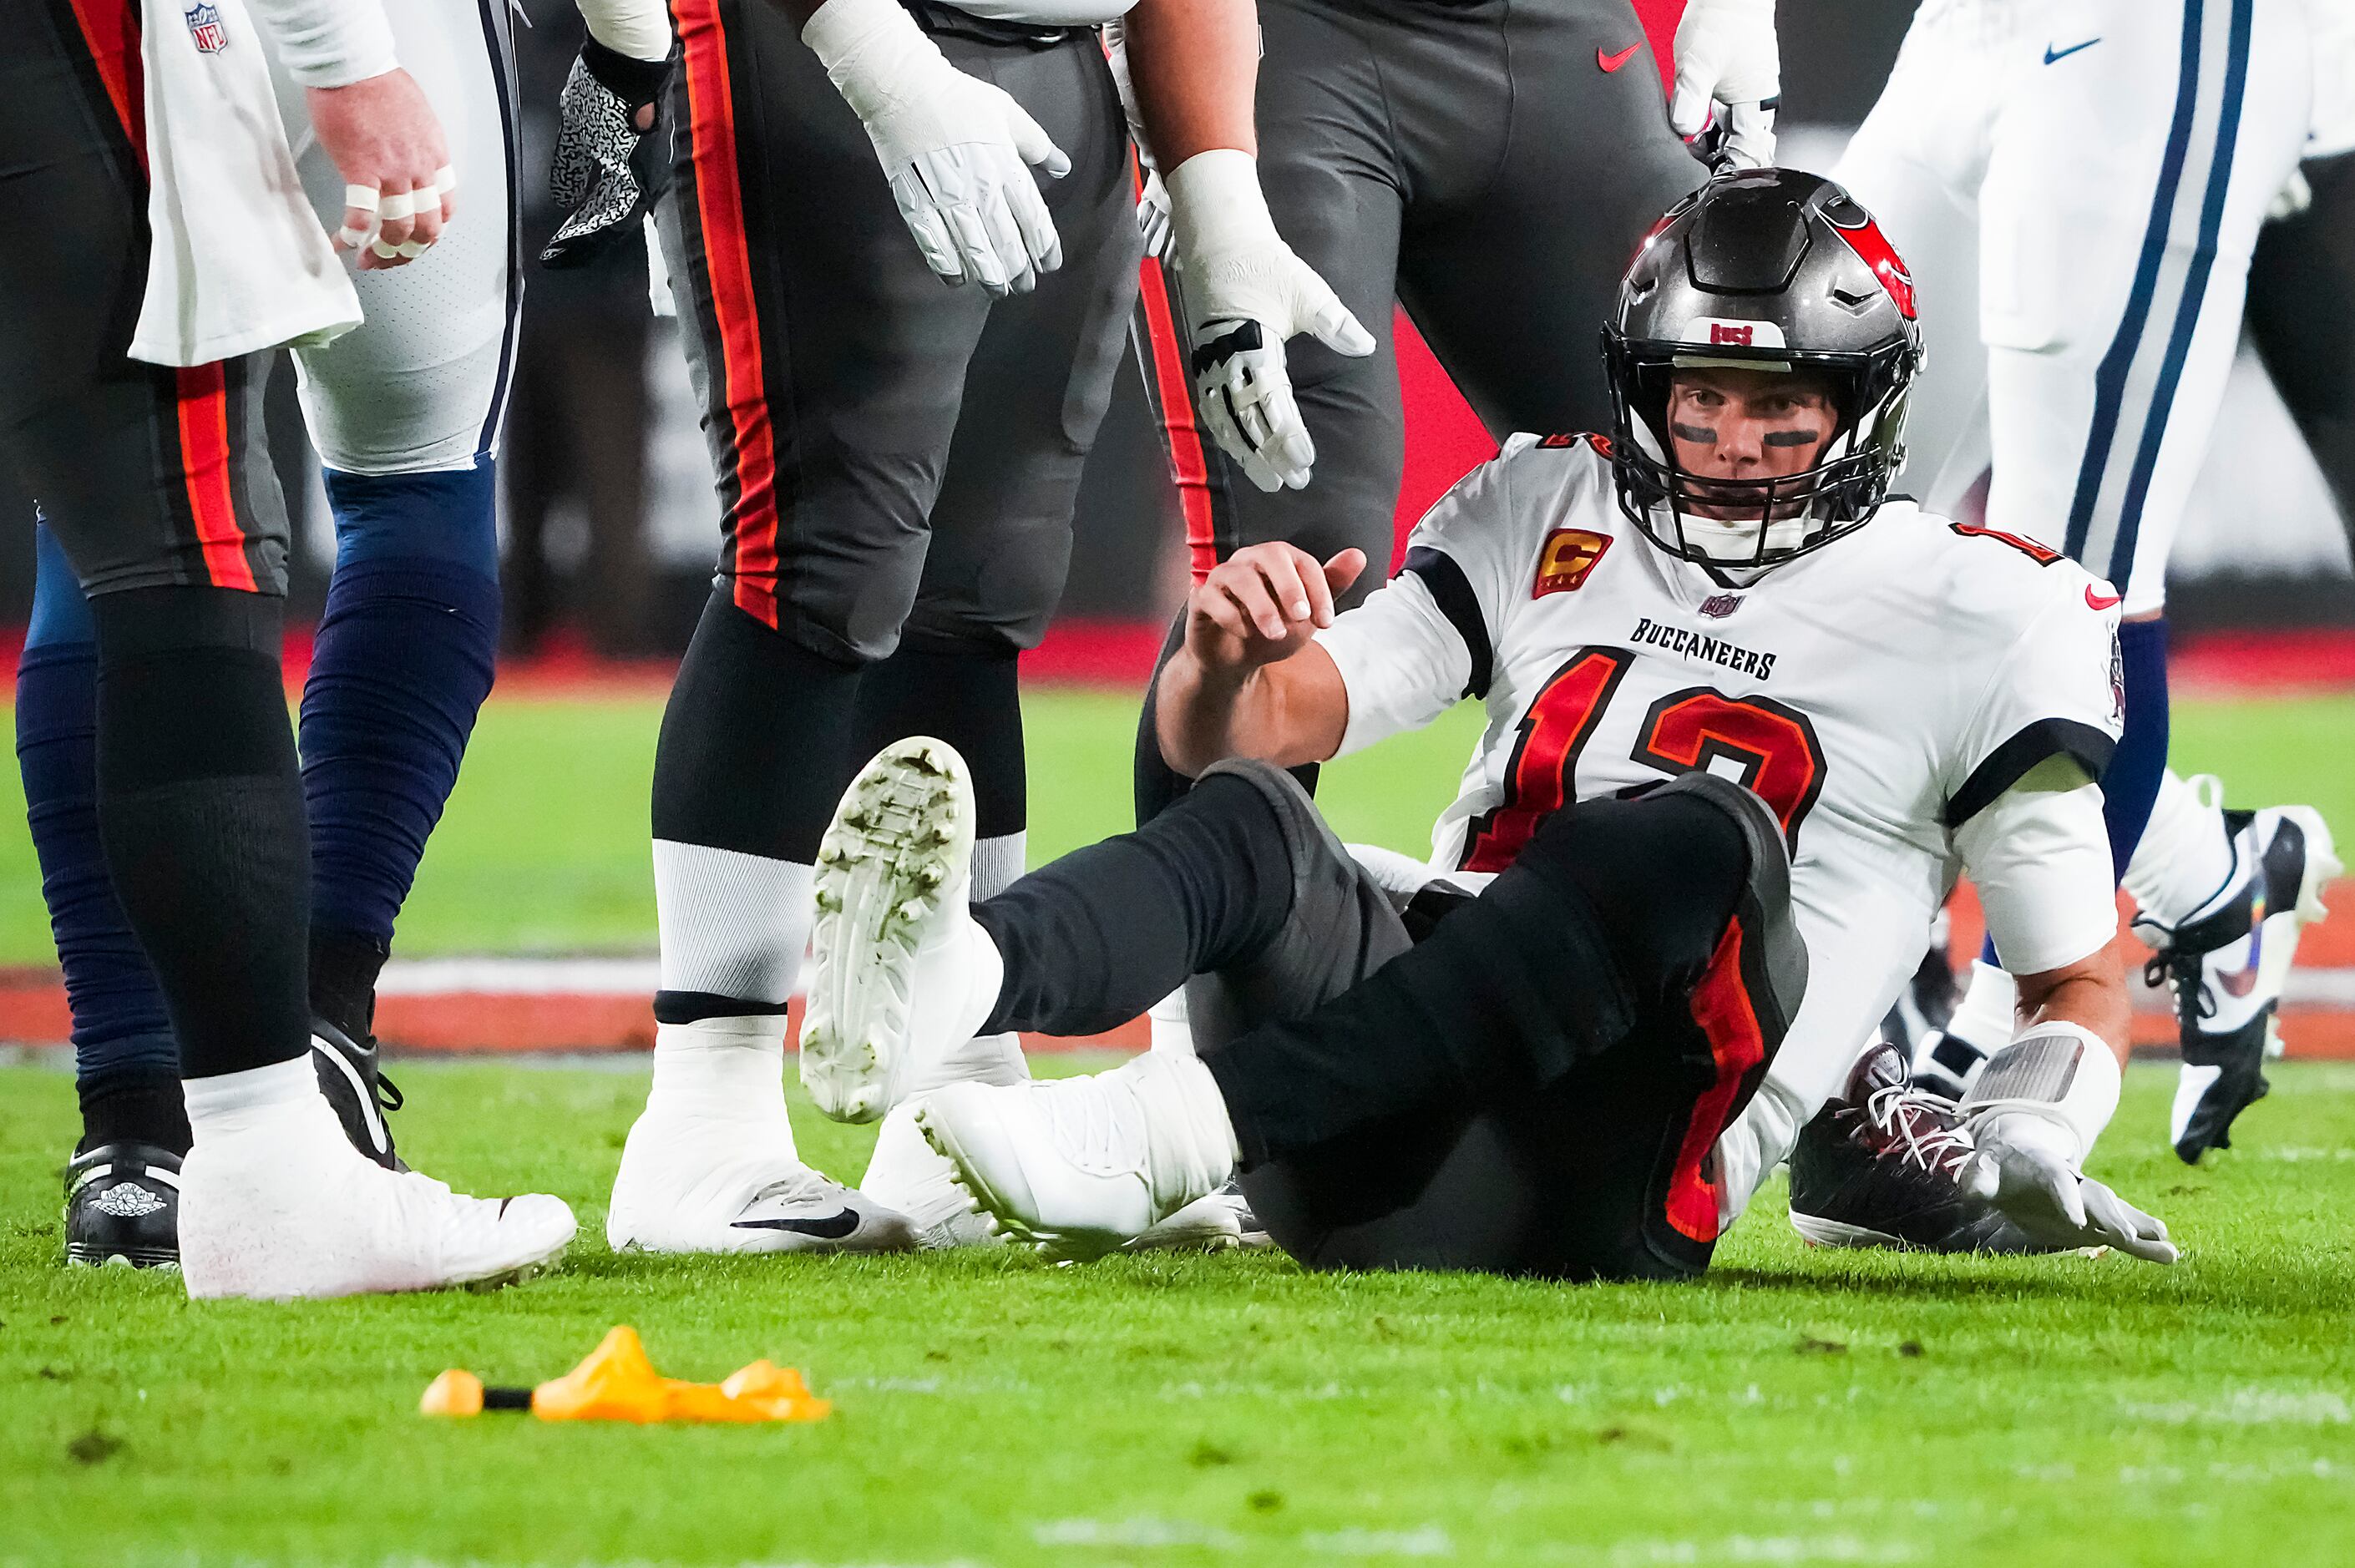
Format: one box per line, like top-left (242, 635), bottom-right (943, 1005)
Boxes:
top-left (2, 687), bottom-right (2352, 1565)
top-left (0, 689), bottom-right (2347, 961)
top-left (4, 1060), bottom-right (2354, 1567)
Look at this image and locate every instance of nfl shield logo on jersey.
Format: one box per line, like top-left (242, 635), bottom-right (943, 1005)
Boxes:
top-left (1699, 593), bottom-right (1743, 619)
top-left (185, 3), bottom-right (229, 53)
top-left (1533, 529), bottom-right (1612, 597)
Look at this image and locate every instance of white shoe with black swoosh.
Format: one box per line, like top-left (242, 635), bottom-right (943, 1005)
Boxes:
top-left (606, 1109), bottom-right (917, 1255)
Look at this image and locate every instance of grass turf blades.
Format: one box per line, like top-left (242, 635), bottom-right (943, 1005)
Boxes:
top-left (5, 1060), bottom-right (2355, 1566)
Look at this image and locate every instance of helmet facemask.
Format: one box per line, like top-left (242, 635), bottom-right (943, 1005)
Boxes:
top-left (1604, 337), bottom-right (1917, 574)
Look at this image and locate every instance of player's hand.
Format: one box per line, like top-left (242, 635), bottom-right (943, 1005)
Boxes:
top-left (542, 40), bottom-right (672, 269)
top-left (1965, 1113), bottom-right (2179, 1263)
top-left (2269, 166), bottom-right (2314, 223)
top-left (1164, 150), bottom-right (1375, 494)
top-left (1186, 544), bottom-right (1365, 675)
top-left (307, 69), bottom-right (457, 271)
top-left (1669, 0), bottom-right (1780, 172)
top-left (807, 0), bottom-right (1066, 296)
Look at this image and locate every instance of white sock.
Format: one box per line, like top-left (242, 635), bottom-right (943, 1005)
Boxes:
top-left (951, 829), bottom-right (1026, 1082)
top-left (1947, 959), bottom-right (2018, 1053)
top-left (184, 1056), bottom-right (322, 1141)
top-left (1148, 987), bottom-right (1196, 1056)
top-left (653, 839), bottom-right (812, 1003)
top-left (646, 1015), bottom-right (793, 1151)
top-left (2124, 771), bottom-right (2236, 933)
top-left (970, 830), bottom-right (1026, 902)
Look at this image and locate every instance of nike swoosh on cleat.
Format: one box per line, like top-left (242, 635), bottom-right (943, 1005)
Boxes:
top-left (1598, 43), bottom-right (1640, 73)
top-left (2044, 38), bottom-right (2099, 64)
top-left (2085, 586), bottom-right (2123, 610)
top-left (731, 1209), bottom-right (864, 1240)
top-left (2219, 924), bottom-right (2265, 999)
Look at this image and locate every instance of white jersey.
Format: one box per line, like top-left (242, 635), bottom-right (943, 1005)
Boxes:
top-left (1315, 435), bottom-right (2125, 1218)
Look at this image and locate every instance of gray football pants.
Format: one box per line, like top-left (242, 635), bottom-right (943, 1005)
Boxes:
top-left (1135, 0), bottom-right (1698, 589)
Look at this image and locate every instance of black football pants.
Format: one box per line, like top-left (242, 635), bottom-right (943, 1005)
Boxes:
top-left (973, 765), bottom-right (1808, 1282)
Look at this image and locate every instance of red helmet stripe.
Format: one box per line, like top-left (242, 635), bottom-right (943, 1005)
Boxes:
top-left (1830, 217), bottom-right (1917, 321)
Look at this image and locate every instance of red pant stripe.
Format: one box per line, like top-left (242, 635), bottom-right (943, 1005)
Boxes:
top-left (61, 0), bottom-right (145, 170)
top-left (1137, 252), bottom-right (1220, 583)
top-left (1667, 917), bottom-right (1770, 1243)
top-left (173, 363), bottom-right (256, 592)
top-left (676, 0), bottom-right (781, 626)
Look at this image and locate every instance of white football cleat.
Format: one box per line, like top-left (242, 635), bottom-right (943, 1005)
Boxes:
top-left (606, 1105), bottom-right (915, 1255)
top-left (803, 737), bottom-right (1005, 1125)
top-left (179, 1085), bottom-right (575, 1301)
top-left (2140, 802), bottom-right (2339, 1162)
top-left (916, 1051), bottom-right (1239, 1262)
top-left (1126, 1183), bottom-right (1270, 1254)
top-left (861, 1097), bottom-right (1002, 1252)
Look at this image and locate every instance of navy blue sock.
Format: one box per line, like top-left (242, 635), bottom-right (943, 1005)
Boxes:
top-left (300, 464), bottom-right (499, 1038)
top-left (16, 528), bottom-right (186, 1151)
top-left (1978, 615), bottom-right (2168, 970)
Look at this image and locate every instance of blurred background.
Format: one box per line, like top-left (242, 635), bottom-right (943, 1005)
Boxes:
top-left (0, 0), bottom-right (2342, 655)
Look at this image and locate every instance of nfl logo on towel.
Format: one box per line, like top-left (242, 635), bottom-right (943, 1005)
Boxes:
top-left (185, 3), bottom-right (228, 53)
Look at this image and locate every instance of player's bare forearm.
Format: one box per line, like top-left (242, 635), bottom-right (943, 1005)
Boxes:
top-left (1122, 0), bottom-right (1259, 165)
top-left (1156, 642), bottom-right (1345, 777)
top-left (2015, 948), bottom-right (2132, 1067)
top-left (1155, 543), bottom-right (1361, 775)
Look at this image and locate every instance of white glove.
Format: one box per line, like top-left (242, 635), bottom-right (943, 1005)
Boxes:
top-left (1165, 149), bottom-right (1375, 493)
top-left (1961, 1023), bottom-right (2175, 1264)
top-left (1669, 0), bottom-right (1780, 171)
top-left (803, 0), bottom-right (1068, 296)
top-left (1102, 16), bottom-right (1171, 260)
top-left (1965, 1114), bottom-right (2179, 1263)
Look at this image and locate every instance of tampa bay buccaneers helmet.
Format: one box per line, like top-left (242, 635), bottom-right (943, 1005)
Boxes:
top-left (1603, 169), bottom-right (1923, 569)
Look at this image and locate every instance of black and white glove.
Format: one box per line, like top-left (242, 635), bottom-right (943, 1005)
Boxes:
top-left (1165, 150), bottom-right (1374, 493)
top-left (1961, 1023), bottom-right (2179, 1264)
top-left (1670, 0), bottom-right (1780, 173)
top-left (542, 39), bottom-right (671, 269)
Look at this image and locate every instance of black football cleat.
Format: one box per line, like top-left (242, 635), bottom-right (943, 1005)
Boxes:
top-left (311, 1019), bottom-right (408, 1171)
top-left (1788, 1043), bottom-right (2048, 1255)
top-left (2139, 802), bottom-right (2339, 1165)
top-left (63, 1143), bottom-right (182, 1270)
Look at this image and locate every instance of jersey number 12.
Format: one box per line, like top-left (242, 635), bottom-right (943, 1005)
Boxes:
top-left (1460, 646), bottom-right (1827, 873)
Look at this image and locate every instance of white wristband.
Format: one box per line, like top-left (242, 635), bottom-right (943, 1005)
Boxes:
top-left (802, 0), bottom-right (941, 121)
top-left (1961, 1021), bottom-right (2120, 1164)
top-left (1165, 148), bottom-right (1280, 266)
top-left (576, 0), bottom-right (673, 62)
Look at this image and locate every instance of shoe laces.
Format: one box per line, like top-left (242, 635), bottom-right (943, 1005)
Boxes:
top-left (2144, 947), bottom-right (2217, 1024)
top-left (1859, 1083), bottom-right (1974, 1177)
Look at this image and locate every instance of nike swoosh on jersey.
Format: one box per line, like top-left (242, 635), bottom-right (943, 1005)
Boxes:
top-left (2085, 586), bottom-right (2123, 609)
top-left (731, 1209), bottom-right (864, 1240)
top-left (2044, 38), bottom-right (2099, 64)
top-left (1598, 43), bottom-right (1641, 73)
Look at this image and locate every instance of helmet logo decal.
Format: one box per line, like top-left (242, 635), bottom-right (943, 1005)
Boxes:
top-left (1534, 529), bottom-right (1613, 598)
top-left (1710, 322), bottom-right (1754, 346)
top-left (1828, 219), bottom-right (1917, 320)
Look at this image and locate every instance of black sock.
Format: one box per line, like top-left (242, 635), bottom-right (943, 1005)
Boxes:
top-left (91, 588), bottom-right (310, 1081)
top-left (651, 589), bottom-right (864, 862)
top-left (309, 925), bottom-right (391, 1042)
top-left (973, 772), bottom-right (1297, 1038)
top-left (853, 639), bottom-right (1027, 840)
top-left (76, 1066), bottom-right (192, 1156)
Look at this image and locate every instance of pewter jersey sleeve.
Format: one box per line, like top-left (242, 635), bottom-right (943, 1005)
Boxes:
top-left (1315, 435), bottom-right (1552, 756)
